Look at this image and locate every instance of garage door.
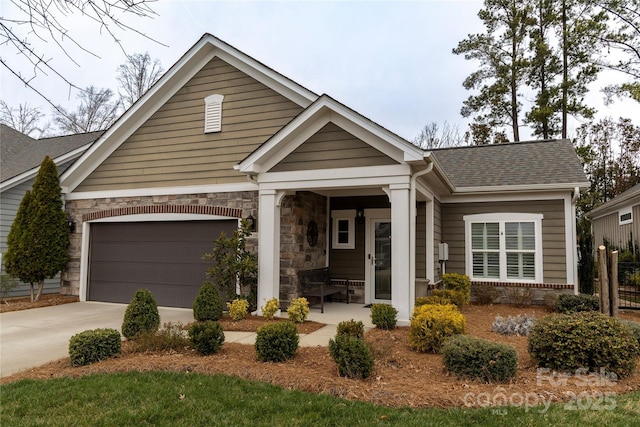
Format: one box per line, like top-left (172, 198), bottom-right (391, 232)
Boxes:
top-left (88, 220), bottom-right (238, 308)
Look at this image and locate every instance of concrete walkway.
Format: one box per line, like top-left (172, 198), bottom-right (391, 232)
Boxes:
top-left (1, 301), bottom-right (372, 378)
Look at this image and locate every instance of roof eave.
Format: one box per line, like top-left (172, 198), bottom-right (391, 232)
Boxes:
top-left (451, 182), bottom-right (591, 195)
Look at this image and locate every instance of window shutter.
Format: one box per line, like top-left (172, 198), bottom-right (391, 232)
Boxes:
top-left (204, 94), bottom-right (224, 133)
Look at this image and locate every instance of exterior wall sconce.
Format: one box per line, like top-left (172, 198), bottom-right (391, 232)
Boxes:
top-left (356, 208), bottom-right (365, 224)
top-left (67, 217), bottom-right (76, 234)
top-left (246, 214), bottom-right (256, 231)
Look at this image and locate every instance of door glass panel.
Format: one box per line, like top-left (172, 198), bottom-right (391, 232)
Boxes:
top-left (374, 221), bottom-right (391, 300)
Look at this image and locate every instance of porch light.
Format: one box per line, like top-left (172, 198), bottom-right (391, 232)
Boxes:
top-left (356, 208), bottom-right (365, 224)
top-left (246, 214), bottom-right (256, 231)
top-left (67, 217), bottom-right (76, 234)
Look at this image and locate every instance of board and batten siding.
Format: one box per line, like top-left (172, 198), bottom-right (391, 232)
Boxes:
top-left (441, 199), bottom-right (567, 283)
top-left (75, 57), bottom-right (304, 191)
top-left (592, 203), bottom-right (640, 250)
top-left (269, 122), bottom-right (398, 172)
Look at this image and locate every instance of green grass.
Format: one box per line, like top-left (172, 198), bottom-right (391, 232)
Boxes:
top-left (1, 371), bottom-right (640, 426)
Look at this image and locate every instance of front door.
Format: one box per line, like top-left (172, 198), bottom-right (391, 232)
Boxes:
top-left (368, 214), bottom-right (392, 303)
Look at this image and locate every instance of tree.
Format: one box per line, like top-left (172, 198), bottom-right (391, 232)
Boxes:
top-left (465, 121), bottom-right (510, 145)
top-left (0, 101), bottom-right (49, 137)
top-left (53, 86), bottom-right (121, 133)
top-left (413, 121), bottom-right (466, 149)
top-left (117, 52), bottom-right (164, 109)
top-left (4, 157), bottom-right (70, 301)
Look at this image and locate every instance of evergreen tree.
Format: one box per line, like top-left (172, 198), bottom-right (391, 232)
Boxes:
top-left (4, 190), bottom-right (36, 299)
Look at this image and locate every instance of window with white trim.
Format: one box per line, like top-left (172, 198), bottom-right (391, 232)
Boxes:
top-left (464, 213), bottom-right (543, 282)
top-left (619, 206), bottom-right (633, 225)
top-left (332, 210), bottom-right (355, 249)
top-left (204, 94), bottom-right (224, 133)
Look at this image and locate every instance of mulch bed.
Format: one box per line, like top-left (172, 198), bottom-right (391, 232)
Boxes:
top-left (0, 294), bottom-right (80, 313)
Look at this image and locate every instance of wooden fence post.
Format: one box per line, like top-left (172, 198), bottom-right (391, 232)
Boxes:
top-left (598, 245), bottom-right (610, 316)
top-left (610, 250), bottom-right (619, 317)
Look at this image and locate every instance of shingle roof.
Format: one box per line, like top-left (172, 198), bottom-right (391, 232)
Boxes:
top-left (431, 139), bottom-right (589, 190)
top-left (1, 125), bottom-right (102, 183)
top-left (588, 183), bottom-right (640, 218)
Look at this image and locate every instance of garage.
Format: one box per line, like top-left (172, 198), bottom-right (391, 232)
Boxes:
top-left (87, 220), bottom-right (238, 308)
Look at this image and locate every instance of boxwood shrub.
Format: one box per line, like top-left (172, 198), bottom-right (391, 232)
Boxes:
top-left (555, 294), bottom-right (599, 314)
top-left (443, 335), bottom-right (517, 383)
top-left (255, 321), bottom-right (299, 362)
top-left (528, 311), bottom-right (639, 378)
top-left (329, 335), bottom-right (375, 379)
top-left (622, 320), bottom-right (640, 354)
top-left (193, 282), bottom-right (224, 322)
top-left (442, 273), bottom-right (471, 305)
top-left (188, 321), bottom-right (225, 355)
top-left (370, 303), bottom-right (397, 330)
top-left (409, 303), bottom-right (466, 353)
top-left (69, 328), bottom-right (121, 366)
top-left (336, 319), bottom-right (365, 339)
top-left (121, 289), bottom-right (160, 340)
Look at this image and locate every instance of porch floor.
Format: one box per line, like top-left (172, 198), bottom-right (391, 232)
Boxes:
top-left (302, 302), bottom-right (374, 328)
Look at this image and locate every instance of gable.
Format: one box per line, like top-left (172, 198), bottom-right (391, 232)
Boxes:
top-left (75, 57), bottom-right (304, 191)
top-left (268, 122), bottom-right (398, 172)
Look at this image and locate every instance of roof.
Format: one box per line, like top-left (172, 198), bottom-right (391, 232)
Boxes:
top-left (588, 183), bottom-right (640, 219)
top-left (431, 139), bottom-right (590, 192)
top-left (1, 124), bottom-right (101, 187)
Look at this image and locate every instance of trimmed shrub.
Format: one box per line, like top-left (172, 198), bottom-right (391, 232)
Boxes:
top-left (555, 293), bottom-right (599, 314)
top-left (504, 287), bottom-right (533, 307)
top-left (287, 297), bottom-right (310, 324)
top-left (122, 289), bottom-right (160, 340)
top-left (415, 295), bottom-right (452, 307)
top-left (443, 335), bottom-right (517, 383)
top-left (261, 297), bottom-right (280, 320)
top-left (370, 303), bottom-right (398, 330)
top-left (336, 319), bottom-right (365, 339)
top-left (255, 321), bottom-right (299, 362)
top-left (621, 320), bottom-right (640, 354)
top-left (188, 321), bottom-right (225, 355)
top-left (492, 314), bottom-right (535, 336)
top-left (193, 282), bottom-right (224, 322)
top-left (131, 322), bottom-right (190, 353)
top-left (409, 304), bottom-right (466, 353)
top-left (442, 273), bottom-right (471, 305)
top-left (473, 284), bottom-right (501, 305)
top-left (528, 312), bottom-right (639, 378)
top-left (433, 289), bottom-right (468, 308)
top-left (227, 298), bottom-right (249, 322)
top-left (69, 328), bottom-right (121, 366)
top-left (329, 335), bottom-right (375, 379)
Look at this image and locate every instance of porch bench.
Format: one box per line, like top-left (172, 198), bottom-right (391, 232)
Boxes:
top-left (298, 267), bottom-right (350, 313)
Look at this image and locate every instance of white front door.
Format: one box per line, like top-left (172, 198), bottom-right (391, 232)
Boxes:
top-left (366, 210), bottom-right (392, 304)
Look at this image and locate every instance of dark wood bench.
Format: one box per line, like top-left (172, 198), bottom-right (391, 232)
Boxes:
top-left (298, 267), bottom-right (349, 313)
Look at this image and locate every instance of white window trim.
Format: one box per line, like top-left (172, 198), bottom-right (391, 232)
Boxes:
top-left (204, 94), bottom-right (224, 133)
top-left (463, 213), bottom-right (544, 283)
top-left (619, 206), bottom-right (633, 225)
top-left (332, 209), bottom-right (355, 249)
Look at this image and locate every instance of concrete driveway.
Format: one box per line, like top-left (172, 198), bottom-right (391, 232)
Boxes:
top-left (0, 302), bottom-right (194, 378)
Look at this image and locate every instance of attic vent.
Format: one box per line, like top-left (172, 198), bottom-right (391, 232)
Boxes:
top-left (204, 94), bottom-right (224, 133)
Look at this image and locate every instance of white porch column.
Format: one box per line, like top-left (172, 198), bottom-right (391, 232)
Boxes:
top-left (390, 183), bottom-right (411, 324)
top-left (257, 189), bottom-right (281, 314)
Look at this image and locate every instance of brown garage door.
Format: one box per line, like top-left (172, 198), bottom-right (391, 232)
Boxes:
top-left (88, 220), bottom-right (238, 308)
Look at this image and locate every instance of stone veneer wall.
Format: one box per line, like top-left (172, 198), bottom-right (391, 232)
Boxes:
top-left (62, 191), bottom-right (258, 296)
top-left (279, 191), bottom-right (327, 305)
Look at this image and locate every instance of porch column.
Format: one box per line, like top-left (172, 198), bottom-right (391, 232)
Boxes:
top-left (257, 189), bottom-right (281, 314)
top-left (390, 183), bottom-right (411, 324)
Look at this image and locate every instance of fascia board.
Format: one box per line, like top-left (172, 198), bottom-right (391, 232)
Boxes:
top-left (257, 164), bottom-right (411, 184)
top-left (588, 188), bottom-right (640, 219)
top-left (451, 182), bottom-right (591, 194)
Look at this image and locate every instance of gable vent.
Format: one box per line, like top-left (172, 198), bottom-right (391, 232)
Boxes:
top-left (204, 94), bottom-right (224, 133)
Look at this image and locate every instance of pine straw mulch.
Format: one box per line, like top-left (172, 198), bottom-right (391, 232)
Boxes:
top-left (2, 303), bottom-right (640, 409)
top-left (0, 294), bottom-right (80, 313)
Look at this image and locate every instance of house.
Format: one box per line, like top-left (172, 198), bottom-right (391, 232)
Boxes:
top-left (588, 184), bottom-right (640, 253)
top-left (58, 34), bottom-right (589, 323)
top-left (0, 125), bottom-right (102, 297)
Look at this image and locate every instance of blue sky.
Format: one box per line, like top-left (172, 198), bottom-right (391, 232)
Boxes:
top-left (1, 0), bottom-right (637, 141)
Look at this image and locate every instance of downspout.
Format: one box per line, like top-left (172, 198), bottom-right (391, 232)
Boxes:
top-left (409, 158), bottom-right (433, 314)
top-left (572, 186), bottom-right (579, 294)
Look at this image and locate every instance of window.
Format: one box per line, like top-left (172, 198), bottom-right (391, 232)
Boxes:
top-left (619, 206), bottom-right (633, 225)
top-left (204, 94), bottom-right (224, 133)
top-left (464, 213), bottom-right (543, 282)
top-left (332, 210), bottom-right (355, 249)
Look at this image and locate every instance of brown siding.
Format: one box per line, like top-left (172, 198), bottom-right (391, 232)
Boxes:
top-left (434, 199), bottom-right (442, 283)
top-left (269, 122), bottom-right (398, 172)
top-left (416, 202), bottom-right (426, 279)
top-left (76, 57), bottom-right (303, 191)
top-left (441, 199), bottom-right (567, 283)
top-left (592, 203), bottom-right (640, 250)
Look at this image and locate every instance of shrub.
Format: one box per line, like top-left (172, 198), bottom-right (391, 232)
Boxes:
top-left (226, 298), bottom-right (249, 322)
top-left (442, 273), bottom-right (471, 304)
top-left (504, 287), bottom-right (533, 307)
top-left (287, 297), bottom-right (310, 324)
top-left (492, 314), bottom-right (535, 336)
top-left (188, 321), bottom-right (225, 355)
top-left (433, 289), bottom-right (468, 308)
top-left (121, 289), bottom-right (160, 340)
top-left (336, 319), bottom-right (365, 339)
top-left (193, 282), bottom-right (224, 322)
top-left (131, 322), bottom-right (190, 353)
top-left (329, 335), bottom-right (375, 379)
top-left (261, 297), bottom-right (280, 320)
top-left (473, 284), bottom-right (501, 305)
top-left (621, 320), bottom-right (640, 354)
top-left (415, 295), bottom-right (452, 307)
top-left (69, 328), bottom-right (121, 366)
top-left (555, 293), bottom-right (599, 314)
top-left (409, 303), bottom-right (466, 353)
top-left (528, 312), bottom-right (639, 378)
top-left (255, 321), bottom-right (299, 362)
top-left (443, 335), bottom-right (517, 383)
top-left (370, 303), bottom-right (398, 330)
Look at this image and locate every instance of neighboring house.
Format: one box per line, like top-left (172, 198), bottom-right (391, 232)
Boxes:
top-left (588, 184), bottom-right (640, 252)
top-left (0, 124), bottom-right (102, 297)
top-left (58, 34), bottom-right (589, 323)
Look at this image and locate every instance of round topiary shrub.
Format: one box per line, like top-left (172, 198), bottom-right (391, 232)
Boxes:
top-left (69, 328), bottom-right (121, 366)
top-left (329, 335), bottom-right (375, 379)
top-left (193, 282), bottom-right (224, 322)
top-left (555, 293), bottom-right (599, 314)
top-left (443, 335), bottom-right (517, 383)
top-left (121, 289), bottom-right (160, 340)
top-left (188, 321), bottom-right (225, 355)
top-left (528, 311), bottom-right (639, 378)
top-left (255, 321), bottom-right (299, 362)
top-left (370, 303), bottom-right (398, 330)
top-left (336, 319), bottom-right (365, 339)
top-left (409, 303), bottom-right (466, 353)
top-left (287, 297), bottom-right (310, 324)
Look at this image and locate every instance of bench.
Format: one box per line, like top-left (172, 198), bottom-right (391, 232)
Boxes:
top-left (298, 267), bottom-right (349, 313)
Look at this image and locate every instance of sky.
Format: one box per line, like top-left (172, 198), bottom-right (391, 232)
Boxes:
top-left (1, 0), bottom-right (638, 142)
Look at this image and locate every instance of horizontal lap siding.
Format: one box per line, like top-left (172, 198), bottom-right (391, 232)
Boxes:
top-left (441, 199), bottom-right (567, 283)
top-left (416, 202), bottom-right (426, 278)
top-left (76, 58), bottom-right (303, 191)
top-left (434, 199), bottom-right (442, 283)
